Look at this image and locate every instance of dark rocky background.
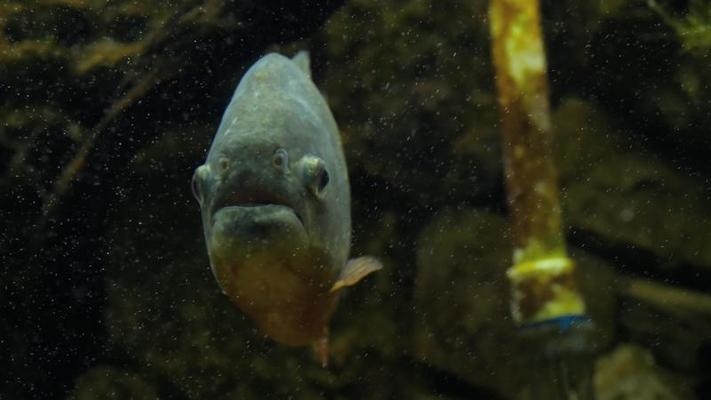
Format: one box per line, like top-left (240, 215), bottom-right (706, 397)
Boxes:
top-left (1, 0), bottom-right (710, 398)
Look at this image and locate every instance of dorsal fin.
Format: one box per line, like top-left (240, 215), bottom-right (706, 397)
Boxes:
top-left (292, 51), bottom-right (311, 79)
top-left (330, 256), bottom-right (383, 293)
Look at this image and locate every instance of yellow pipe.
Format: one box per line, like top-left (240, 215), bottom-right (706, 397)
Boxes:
top-left (488, 0), bottom-right (585, 326)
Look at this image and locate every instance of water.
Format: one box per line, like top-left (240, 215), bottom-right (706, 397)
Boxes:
top-left (1, 1), bottom-right (710, 399)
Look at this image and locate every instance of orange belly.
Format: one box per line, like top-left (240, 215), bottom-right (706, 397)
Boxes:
top-left (216, 256), bottom-right (339, 346)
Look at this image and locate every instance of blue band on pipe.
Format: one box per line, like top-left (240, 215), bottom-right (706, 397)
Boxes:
top-left (520, 315), bottom-right (592, 332)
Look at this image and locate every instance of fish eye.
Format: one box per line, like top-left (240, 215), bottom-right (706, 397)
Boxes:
top-left (191, 170), bottom-right (202, 204)
top-left (301, 155), bottom-right (329, 197)
top-left (316, 168), bottom-right (329, 193)
top-left (272, 148), bottom-right (289, 171)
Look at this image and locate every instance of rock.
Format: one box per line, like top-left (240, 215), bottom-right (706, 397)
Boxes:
top-left (554, 98), bottom-right (711, 270)
top-left (570, 248), bottom-right (618, 350)
top-left (413, 208), bottom-right (520, 398)
top-left (595, 344), bottom-right (693, 400)
top-left (618, 278), bottom-right (711, 373)
top-left (413, 208), bottom-right (619, 398)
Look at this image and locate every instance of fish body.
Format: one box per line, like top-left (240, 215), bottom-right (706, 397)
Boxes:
top-left (191, 52), bottom-right (381, 360)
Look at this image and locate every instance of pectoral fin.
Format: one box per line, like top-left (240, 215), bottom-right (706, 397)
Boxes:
top-left (329, 256), bottom-right (383, 293)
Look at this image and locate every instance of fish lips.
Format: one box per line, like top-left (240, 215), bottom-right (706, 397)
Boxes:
top-left (210, 203), bottom-right (307, 244)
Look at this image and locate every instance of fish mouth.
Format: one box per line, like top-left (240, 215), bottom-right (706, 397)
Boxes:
top-left (212, 190), bottom-right (304, 226)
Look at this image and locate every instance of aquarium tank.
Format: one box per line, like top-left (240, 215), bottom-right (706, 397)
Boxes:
top-left (2, 0), bottom-right (711, 399)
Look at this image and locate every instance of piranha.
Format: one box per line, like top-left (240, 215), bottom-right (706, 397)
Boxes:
top-left (191, 51), bottom-right (382, 365)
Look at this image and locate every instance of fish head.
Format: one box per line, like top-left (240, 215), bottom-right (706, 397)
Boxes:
top-left (192, 127), bottom-right (336, 280)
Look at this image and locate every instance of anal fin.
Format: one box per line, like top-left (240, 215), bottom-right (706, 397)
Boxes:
top-left (329, 256), bottom-right (383, 293)
top-left (313, 335), bottom-right (329, 367)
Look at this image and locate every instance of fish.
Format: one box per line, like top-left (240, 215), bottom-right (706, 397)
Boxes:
top-left (191, 51), bottom-right (382, 366)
